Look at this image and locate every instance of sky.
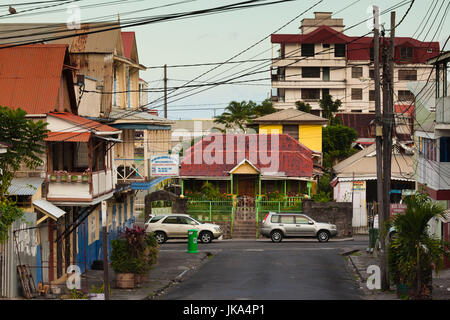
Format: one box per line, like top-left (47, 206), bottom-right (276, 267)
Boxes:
top-left (3, 0), bottom-right (449, 120)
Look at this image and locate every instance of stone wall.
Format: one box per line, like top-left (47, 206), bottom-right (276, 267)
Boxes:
top-left (302, 200), bottom-right (353, 238)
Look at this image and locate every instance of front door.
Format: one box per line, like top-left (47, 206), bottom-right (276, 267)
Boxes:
top-left (237, 175), bottom-right (256, 197)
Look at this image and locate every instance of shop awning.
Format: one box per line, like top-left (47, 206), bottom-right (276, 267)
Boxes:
top-left (33, 199), bottom-right (66, 224)
top-left (45, 132), bottom-right (91, 142)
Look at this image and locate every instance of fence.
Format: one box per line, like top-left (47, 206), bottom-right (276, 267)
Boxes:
top-left (187, 197), bottom-right (303, 223)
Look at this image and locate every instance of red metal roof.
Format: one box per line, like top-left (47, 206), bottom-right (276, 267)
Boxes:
top-left (180, 134), bottom-right (313, 178)
top-left (121, 32), bottom-right (135, 60)
top-left (48, 112), bottom-right (119, 133)
top-left (0, 44), bottom-right (69, 114)
top-left (271, 25), bottom-right (440, 63)
top-left (45, 132), bottom-right (91, 142)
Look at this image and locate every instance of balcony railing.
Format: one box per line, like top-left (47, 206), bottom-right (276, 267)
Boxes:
top-left (46, 169), bottom-right (114, 202)
top-left (114, 158), bottom-right (148, 182)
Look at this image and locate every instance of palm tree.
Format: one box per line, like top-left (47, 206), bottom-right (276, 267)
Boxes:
top-left (213, 100), bottom-right (275, 133)
top-left (388, 192), bottom-right (449, 299)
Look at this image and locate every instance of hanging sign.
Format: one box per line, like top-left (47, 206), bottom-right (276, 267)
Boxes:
top-left (150, 155), bottom-right (179, 176)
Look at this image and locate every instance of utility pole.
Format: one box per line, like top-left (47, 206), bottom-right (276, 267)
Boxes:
top-left (374, 5), bottom-right (387, 290)
top-left (102, 201), bottom-right (110, 300)
top-left (380, 11), bottom-right (396, 291)
top-left (164, 64), bottom-right (168, 119)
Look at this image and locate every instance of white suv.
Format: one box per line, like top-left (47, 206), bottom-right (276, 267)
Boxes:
top-left (145, 214), bottom-right (222, 244)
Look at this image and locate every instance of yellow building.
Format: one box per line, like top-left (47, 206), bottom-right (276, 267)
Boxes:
top-left (251, 108), bottom-right (328, 155)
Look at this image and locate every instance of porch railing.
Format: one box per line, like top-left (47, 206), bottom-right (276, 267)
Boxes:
top-left (114, 158), bottom-right (147, 182)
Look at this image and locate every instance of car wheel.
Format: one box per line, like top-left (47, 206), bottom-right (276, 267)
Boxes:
top-left (199, 231), bottom-right (213, 243)
top-left (317, 230), bottom-right (330, 242)
top-left (155, 231), bottom-right (167, 244)
top-left (270, 230), bottom-right (283, 243)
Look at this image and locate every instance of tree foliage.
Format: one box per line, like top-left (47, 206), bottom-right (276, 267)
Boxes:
top-left (322, 125), bottom-right (358, 168)
top-left (319, 94), bottom-right (342, 125)
top-left (213, 98), bottom-right (276, 132)
top-left (295, 101), bottom-right (312, 113)
top-left (0, 106), bottom-right (48, 242)
top-left (388, 192), bottom-right (450, 299)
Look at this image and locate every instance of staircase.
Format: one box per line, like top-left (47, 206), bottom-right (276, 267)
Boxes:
top-left (232, 220), bottom-right (258, 239)
top-left (232, 196), bottom-right (258, 239)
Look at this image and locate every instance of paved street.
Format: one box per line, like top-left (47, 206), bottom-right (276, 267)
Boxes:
top-left (155, 239), bottom-right (365, 300)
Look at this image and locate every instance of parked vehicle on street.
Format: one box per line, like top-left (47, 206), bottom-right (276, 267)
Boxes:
top-left (145, 213), bottom-right (222, 244)
top-left (260, 212), bottom-right (337, 242)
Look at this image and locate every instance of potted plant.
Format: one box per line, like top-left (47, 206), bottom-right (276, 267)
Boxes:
top-left (111, 226), bottom-right (159, 288)
top-left (88, 283), bottom-right (111, 300)
top-left (110, 239), bottom-right (138, 289)
top-left (71, 174), bottom-right (79, 182)
top-left (50, 173), bottom-right (57, 182)
top-left (57, 170), bottom-right (68, 182)
top-left (82, 168), bottom-right (90, 182)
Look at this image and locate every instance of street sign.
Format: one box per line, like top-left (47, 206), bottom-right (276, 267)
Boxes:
top-left (150, 155), bottom-right (179, 176)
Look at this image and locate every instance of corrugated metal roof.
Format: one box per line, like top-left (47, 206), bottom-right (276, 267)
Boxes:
top-left (109, 107), bottom-right (173, 124)
top-left (0, 44), bottom-right (68, 114)
top-left (0, 23), bottom-right (122, 54)
top-left (121, 32), bottom-right (135, 60)
top-left (8, 177), bottom-right (44, 196)
top-left (45, 132), bottom-right (91, 142)
top-left (33, 199), bottom-right (66, 220)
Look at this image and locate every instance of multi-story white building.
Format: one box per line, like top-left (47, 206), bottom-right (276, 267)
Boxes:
top-left (270, 12), bottom-right (439, 116)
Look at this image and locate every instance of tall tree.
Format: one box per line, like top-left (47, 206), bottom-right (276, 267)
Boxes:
top-left (319, 94), bottom-right (342, 125)
top-left (213, 99), bottom-right (276, 133)
top-left (0, 106), bottom-right (48, 242)
top-left (322, 125), bottom-right (358, 168)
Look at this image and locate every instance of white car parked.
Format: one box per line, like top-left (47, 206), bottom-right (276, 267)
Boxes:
top-left (145, 214), bottom-right (222, 244)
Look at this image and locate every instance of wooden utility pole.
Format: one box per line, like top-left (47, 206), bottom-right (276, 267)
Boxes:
top-left (164, 64), bottom-right (168, 119)
top-left (374, 5), bottom-right (388, 290)
top-left (102, 201), bottom-right (110, 300)
top-left (379, 11), bottom-right (396, 291)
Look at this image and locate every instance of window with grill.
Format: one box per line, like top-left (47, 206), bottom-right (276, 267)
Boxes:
top-left (398, 69), bottom-right (417, 81)
top-left (334, 44), bottom-right (346, 57)
top-left (301, 43), bottom-right (315, 57)
top-left (352, 88), bottom-right (363, 100)
top-left (302, 67), bottom-right (320, 78)
top-left (352, 67), bottom-right (363, 78)
top-left (301, 88), bottom-right (320, 100)
top-left (398, 90), bottom-right (415, 101)
top-left (400, 47), bottom-right (413, 60)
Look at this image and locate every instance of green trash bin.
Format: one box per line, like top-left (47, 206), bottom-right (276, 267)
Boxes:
top-left (187, 229), bottom-right (198, 253)
top-left (369, 228), bottom-right (379, 248)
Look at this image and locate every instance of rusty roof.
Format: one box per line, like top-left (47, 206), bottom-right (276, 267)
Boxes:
top-left (0, 23), bottom-right (122, 54)
top-left (0, 44), bottom-right (69, 114)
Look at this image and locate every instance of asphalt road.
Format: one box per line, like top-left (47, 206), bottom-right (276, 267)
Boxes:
top-left (156, 239), bottom-right (365, 300)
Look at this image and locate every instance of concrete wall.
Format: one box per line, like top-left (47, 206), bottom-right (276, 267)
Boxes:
top-left (302, 200), bottom-right (353, 238)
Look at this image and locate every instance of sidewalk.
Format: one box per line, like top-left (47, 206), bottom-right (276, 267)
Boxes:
top-left (75, 250), bottom-right (214, 300)
top-left (345, 241), bottom-right (450, 300)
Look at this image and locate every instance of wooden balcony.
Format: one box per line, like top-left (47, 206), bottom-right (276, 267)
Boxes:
top-left (114, 158), bottom-right (149, 183)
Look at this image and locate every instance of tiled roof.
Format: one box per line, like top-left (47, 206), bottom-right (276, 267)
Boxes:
top-left (48, 112), bottom-right (119, 133)
top-left (180, 134), bottom-right (313, 178)
top-left (0, 44), bottom-right (68, 114)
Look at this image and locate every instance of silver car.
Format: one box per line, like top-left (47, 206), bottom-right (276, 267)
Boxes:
top-left (260, 212), bottom-right (337, 243)
top-left (145, 214), bottom-right (222, 244)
